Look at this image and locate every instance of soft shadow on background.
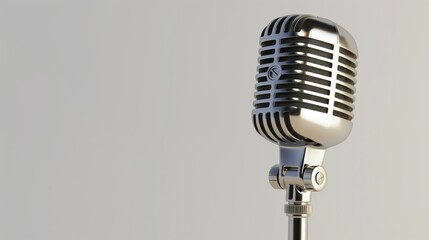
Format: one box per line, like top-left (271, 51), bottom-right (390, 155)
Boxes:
top-left (1, 0), bottom-right (427, 239)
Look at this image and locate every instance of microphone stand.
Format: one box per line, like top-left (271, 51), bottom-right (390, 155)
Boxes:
top-left (269, 146), bottom-right (326, 240)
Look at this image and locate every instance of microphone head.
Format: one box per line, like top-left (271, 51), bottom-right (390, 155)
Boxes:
top-left (252, 15), bottom-right (358, 148)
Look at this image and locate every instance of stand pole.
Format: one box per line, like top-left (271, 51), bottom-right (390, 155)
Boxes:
top-left (288, 217), bottom-right (308, 240)
top-left (285, 185), bottom-right (312, 240)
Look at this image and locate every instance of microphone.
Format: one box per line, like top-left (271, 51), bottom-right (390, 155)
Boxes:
top-left (252, 15), bottom-right (358, 240)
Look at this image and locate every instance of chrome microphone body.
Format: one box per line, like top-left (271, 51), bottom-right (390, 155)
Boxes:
top-left (252, 15), bottom-right (358, 240)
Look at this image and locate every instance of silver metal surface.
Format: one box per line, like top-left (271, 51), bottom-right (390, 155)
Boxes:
top-left (288, 217), bottom-right (308, 240)
top-left (254, 14), bottom-right (358, 240)
top-left (303, 166), bottom-right (326, 191)
top-left (269, 146), bottom-right (326, 191)
top-left (252, 14), bottom-right (358, 149)
top-left (269, 164), bottom-right (283, 189)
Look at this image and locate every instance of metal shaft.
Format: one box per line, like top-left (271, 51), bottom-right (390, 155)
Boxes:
top-left (285, 185), bottom-right (311, 240)
top-left (288, 217), bottom-right (308, 240)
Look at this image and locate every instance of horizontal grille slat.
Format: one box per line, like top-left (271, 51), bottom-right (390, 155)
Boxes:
top-left (280, 37), bottom-right (334, 50)
top-left (279, 46), bottom-right (333, 59)
top-left (260, 49), bottom-right (275, 56)
top-left (274, 101), bottom-right (328, 113)
top-left (340, 47), bottom-right (357, 59)
top-left (335, 83), bottom-right (355, 94)
top-left (338, 61), bottom-right (357, 74)
top-left (259, 57), bottom-right (274, 64)
top-left (255, 93), bottom-right (270, 100)
top-left (281, 64), bottom-right (332, 77)
top-left (339, 56), bottom-right (357, 68)
top-left (339, 54), bottom-right (358, 69)
top-left (276, 82), bottom-right (330, 95)
top-left (333, 110), bottom-right (352, 120)
top-left (335, 92), bottom-right (354, 103)
top-left (337, 74), bottom-right (355, 85)
top-left (256, 84), bottom-right (272, 91)
top-left (258, 45), bottom-right (277, 53)
top-left (275, 92), bottom-right (329, 104)
top-left (261, 40), bottom-right (276, 47)
top-left (257, 77), bottom-right (267, 82)
top-left (278, 55), bottom-right (332, 68)
top-left (257, 63), bottom-right (275, 70)
top-left (256, 73), bottom-right (268, 82)
top-left (257, 67), bottom-right (269, 73)
top-left (279, 73), bottom-right (331, 86)
top-left (255, 102), bottom-right (269, 108)
top-left (337, 65), bottom-right (356, 77)
top-left (334, 101), bottom-right (354, 111)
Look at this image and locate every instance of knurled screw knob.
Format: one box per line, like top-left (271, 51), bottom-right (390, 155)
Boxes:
top-left (303, 166), bottom-right (327, 191)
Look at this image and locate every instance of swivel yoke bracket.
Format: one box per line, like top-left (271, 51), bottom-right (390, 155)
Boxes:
top-left (268, 146), bottom-right (327, 222)
top-left (269, 146), bottom-right (327, 192)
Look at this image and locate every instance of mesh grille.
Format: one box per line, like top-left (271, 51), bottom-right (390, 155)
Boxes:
top-left (255, 35), bottom-right (334, 114)
top-left (252, 15), bottom-right (358, 146)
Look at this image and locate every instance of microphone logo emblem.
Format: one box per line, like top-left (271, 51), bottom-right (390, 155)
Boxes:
top-left (267, 65), bottom-right (281, 81)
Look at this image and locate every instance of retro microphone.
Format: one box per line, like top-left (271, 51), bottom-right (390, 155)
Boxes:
top-left (252, 15), bottom-right (358, 240)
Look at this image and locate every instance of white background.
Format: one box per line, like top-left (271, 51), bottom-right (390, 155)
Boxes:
top-left (1, 0), bottom-right (428, 239)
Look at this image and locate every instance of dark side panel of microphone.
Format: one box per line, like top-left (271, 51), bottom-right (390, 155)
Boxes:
top-left (252, 15), bottom-right (358, 148)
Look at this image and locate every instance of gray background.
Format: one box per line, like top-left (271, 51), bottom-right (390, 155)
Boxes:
top-left (1, 0), bottom-right (428, 239)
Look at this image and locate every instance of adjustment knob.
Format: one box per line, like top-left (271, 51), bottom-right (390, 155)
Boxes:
top-left (303, 166), bottom-right (327, 191)
top-left (269, 164), bottom-right (284, 189)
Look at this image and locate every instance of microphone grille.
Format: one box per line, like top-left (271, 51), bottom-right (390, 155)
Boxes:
top-left (252, 15), bottom-right (358, 148)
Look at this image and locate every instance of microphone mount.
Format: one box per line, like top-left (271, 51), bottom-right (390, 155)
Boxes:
top-left (268, 146), bottom-right (327, 240)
